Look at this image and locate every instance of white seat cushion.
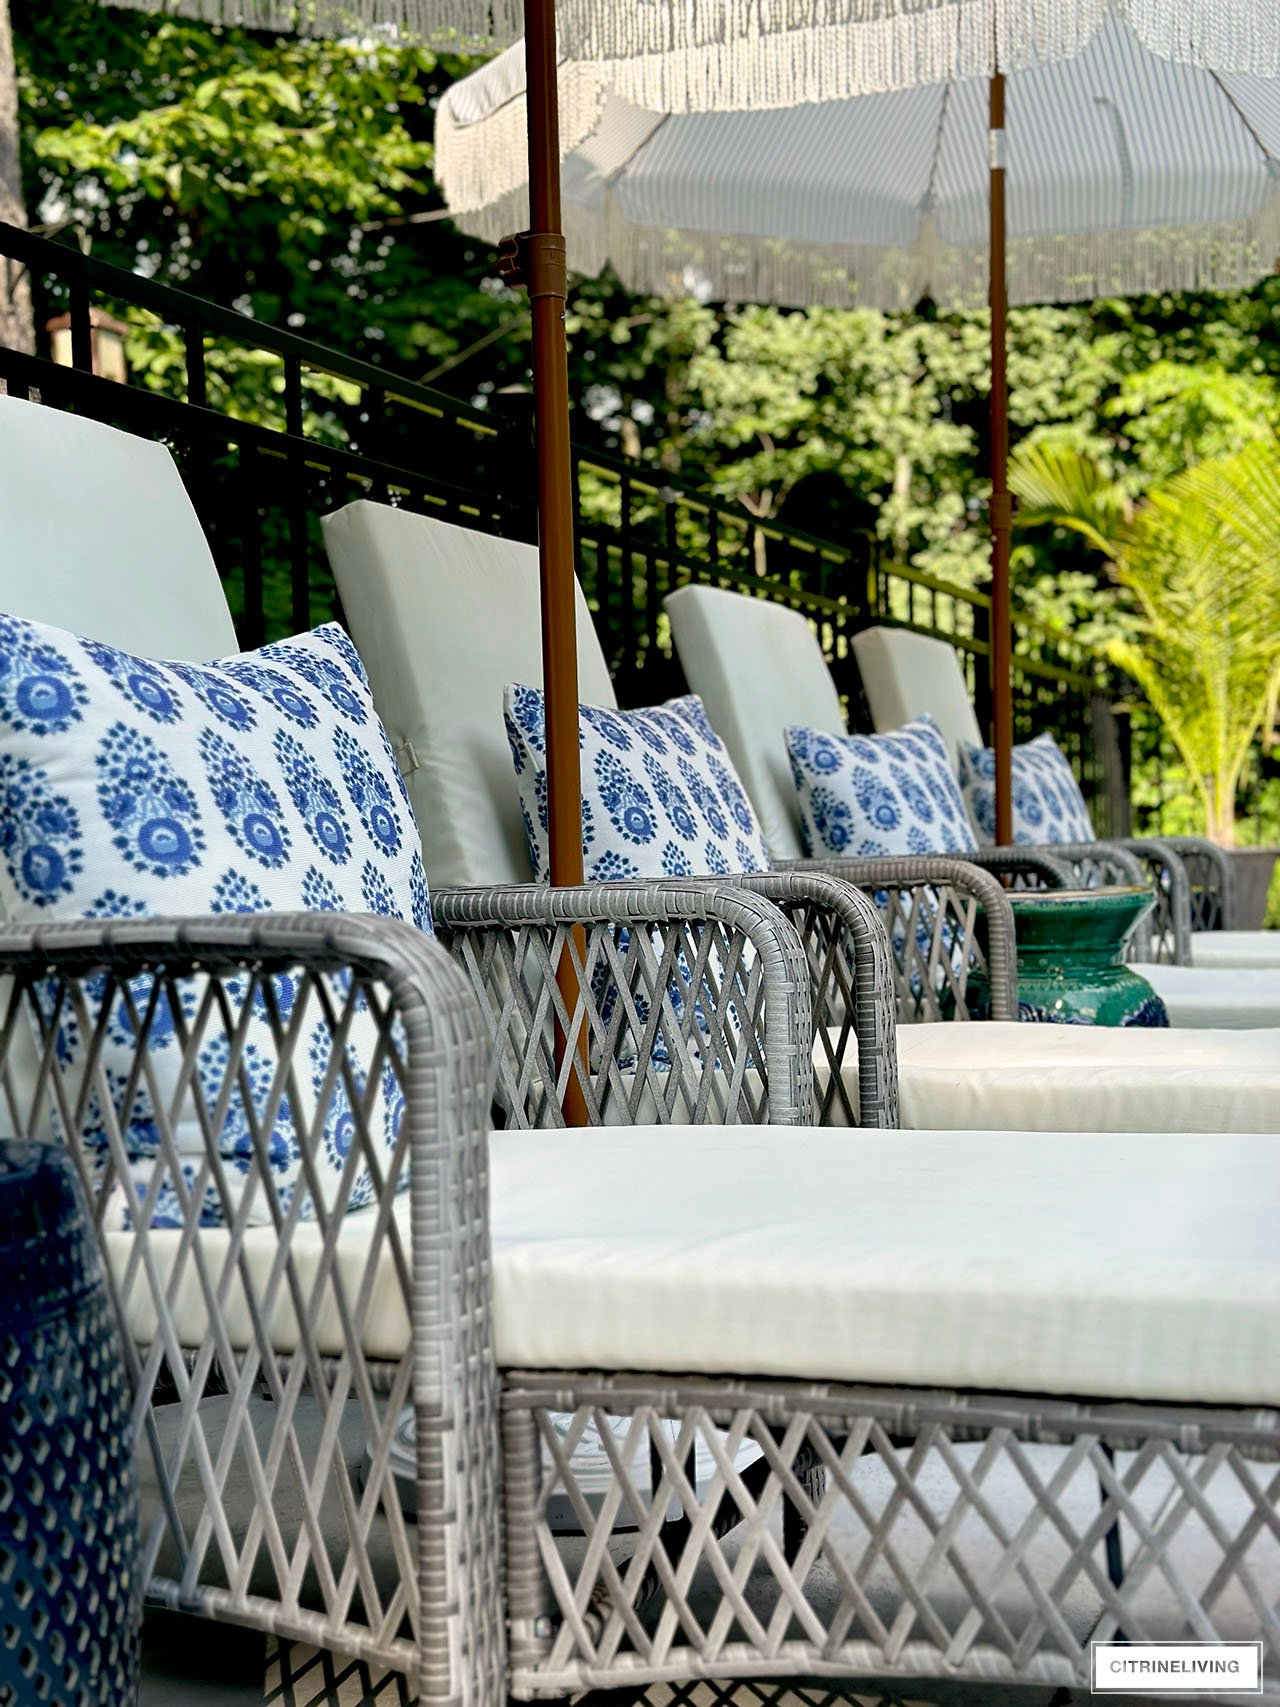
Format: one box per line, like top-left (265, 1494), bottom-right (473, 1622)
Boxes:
top-left (112, 1124), bottom-right (1280, 1405)
top-left (852, 626), bottom-right (984, 767)
top-left (1142, 963), bottom-right (1280, 1029)
top-left (850, 1023), bottom-right (1280, 1133)
top-left (1187, 931), bottom-right (1280, 970)
top-left (322, 503), bottom-right (616, 888)
top-left (665, 583), bottom-right (846, 861)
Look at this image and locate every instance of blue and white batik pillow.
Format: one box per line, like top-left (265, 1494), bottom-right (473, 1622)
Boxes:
top-left (504, 687), bottom-right (769, 1067)
top-left (958, 731), bottom-right (1095, 846)
top-left (786, 715), bottom-right (977, 999)
top-left (785, 715), bottom-right (977, 859)
top-left (0, 613), bottom-right (430, 1228)
top-left (504, 686), bottom-right (771, 880)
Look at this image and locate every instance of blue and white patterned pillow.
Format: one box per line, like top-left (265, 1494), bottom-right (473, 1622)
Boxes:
top-left (958, 731), bottom-right (1095, 846)
top-left (504, 686), bottom-right (771, 881)
top-left (0, 613), bottom-right (430, 1228)
top-left (785, 715), bottom-right (978, 859)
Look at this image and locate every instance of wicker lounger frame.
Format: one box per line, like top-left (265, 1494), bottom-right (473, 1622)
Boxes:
top-left (434, 858), bottom-right (1023, 1091)
top-left (433, 873), bottom-right (899, 1130)
top-left (1001, 835), bottom-right (1238, 967)
top-left (2, 917), bottom-right (1273, 1706)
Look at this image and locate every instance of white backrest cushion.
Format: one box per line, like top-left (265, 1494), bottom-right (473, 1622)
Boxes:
top-left (323, 502), bottom-right (616, 886)
top-left (665, 583), bottom-right (846, 862)
top-left (852, 626), bottom-right (983, 766)
top-left (0, 396), bottom-right (238, 660)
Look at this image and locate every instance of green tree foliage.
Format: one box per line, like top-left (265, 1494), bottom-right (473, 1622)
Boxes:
top-left (1011, 439), bottom-right (1280, 845)
top-left (14, 0), bottom-right (528, 381)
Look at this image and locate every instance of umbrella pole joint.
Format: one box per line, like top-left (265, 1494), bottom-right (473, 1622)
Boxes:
top-left (496, 229), bottom-right (568, 301)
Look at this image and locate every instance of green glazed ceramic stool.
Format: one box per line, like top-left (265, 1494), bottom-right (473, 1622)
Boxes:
top-left (973, 885), bottom-right (1169, 1027)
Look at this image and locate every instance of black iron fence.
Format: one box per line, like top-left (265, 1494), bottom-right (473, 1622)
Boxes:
top-left (0, 221), bottom-right (1128, 831)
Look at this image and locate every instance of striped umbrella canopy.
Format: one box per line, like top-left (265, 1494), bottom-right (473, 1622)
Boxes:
top-left (439, 10), bottom-right (1280, 840)
top-left (439, 15), bottom-right (1280, 311)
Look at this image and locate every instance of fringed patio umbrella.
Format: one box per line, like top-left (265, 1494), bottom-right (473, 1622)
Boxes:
top-left (438, 3), bottom-right (1280, 844)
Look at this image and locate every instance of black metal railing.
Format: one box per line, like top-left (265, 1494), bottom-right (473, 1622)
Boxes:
top-left (0, 221), bottom-right (1126, 830)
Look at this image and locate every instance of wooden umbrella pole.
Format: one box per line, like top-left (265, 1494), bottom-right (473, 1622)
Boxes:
top-left (988, 69), bottom-right (1014, 847)
top-left (520, 0), bottom-right (589, 1121)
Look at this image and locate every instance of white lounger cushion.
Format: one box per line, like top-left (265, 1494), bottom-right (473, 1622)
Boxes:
top-left (1185, 932), bottom-right (1280, 970)
top-left (665, 583), bottom-right (846, 861)
top-left (864, 1023), bottom-right (1280, 1133)
top-left (852, 626), bottom-right (984, 767)
top-left (0, 395), bottom-right (238, 661)
top-left (1141, 963), bottom-right (1280, 1028)
top-left (322, 502), bottom-right (616, 887)
top-left (111, 1124), bottom-right (1280, 1405)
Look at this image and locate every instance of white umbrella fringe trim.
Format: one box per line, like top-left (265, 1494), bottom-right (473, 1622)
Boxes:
top-left (95, 0), bottom-right (528, 49)
top-left (449, 181), bottom-right (1280, 311)
top-left (95, 1), bottom-right (1280, 89)
top-left (563, 0), bottom-right (1280, 111)
top-left (436, 50), bottom-right (609, 211)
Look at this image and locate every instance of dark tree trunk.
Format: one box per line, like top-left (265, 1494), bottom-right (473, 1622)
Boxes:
top-left (0, 0), bottom-right (34, 365)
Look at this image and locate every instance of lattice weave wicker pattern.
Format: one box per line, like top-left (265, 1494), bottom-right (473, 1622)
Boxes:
top-left (502, 1376), bottom-right (1280, 1700)
top-left (776, 857), bottom-right (1021, 1028)
top-left (0, 916), bottom-right (507, 1706)
top-left (435, 879), bottom-right (857, 1128)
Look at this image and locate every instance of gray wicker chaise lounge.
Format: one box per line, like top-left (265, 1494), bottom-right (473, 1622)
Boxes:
top-left (5, 916), bottom-right (1273, 1704)
top-left (666, 581), bottom-right (1280, 1033)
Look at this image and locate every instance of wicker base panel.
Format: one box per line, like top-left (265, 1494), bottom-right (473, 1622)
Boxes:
top-left (135, 1379), bottom-right (1280, 1704)
top-left (502, 1377), bottom-right (1280, 1703)
top-left (262, 1644), bottom-right (1039, 1707)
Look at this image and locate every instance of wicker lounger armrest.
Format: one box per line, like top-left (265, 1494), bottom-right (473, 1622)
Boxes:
top-left (0, 912), bottom-right (506, 1705)
top-left (433, 879), bottom-right (816, 1128)
top-left (972, 847), bottom-right (1074, 887)
top-left (1110, 837), bottom-right (1193, 965)
top-left (1160, 834), bottom-right (1236, 932)
top-left (1019, 840), bottom-right (1147, 889)
top-left (718, 870), bottom-right (899, 1127)
top-left (773, 854), bottom-right (1019, 1025)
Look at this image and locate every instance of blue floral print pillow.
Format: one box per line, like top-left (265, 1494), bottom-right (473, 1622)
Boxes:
top-left (785, 715), bottom-right (977, 859)
top-left (958, 731), bottom-right (1095, 846)
top-left (0, 613), bottom-right (430, 1228)
top-left (504, 685), bottom-right (771, 880)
